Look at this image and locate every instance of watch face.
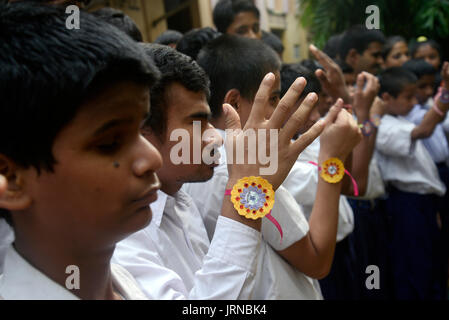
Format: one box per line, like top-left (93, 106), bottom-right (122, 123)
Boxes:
top-left (443, 92), bottom-right (449, 101)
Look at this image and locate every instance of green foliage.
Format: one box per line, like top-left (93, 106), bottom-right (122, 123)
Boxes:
top-left (298, 0), bottom-right (449, 55)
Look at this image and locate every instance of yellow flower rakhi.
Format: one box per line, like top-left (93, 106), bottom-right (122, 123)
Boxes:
top-left (225, 176), bottom-right (282, 241)
top-left (321, 158), bottom-right (345, 184)
top-left (309, 158), bottom-right (359, 196)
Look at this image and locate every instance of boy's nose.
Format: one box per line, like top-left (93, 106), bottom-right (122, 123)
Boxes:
top-left (133, 135), bottom-right (163, 177)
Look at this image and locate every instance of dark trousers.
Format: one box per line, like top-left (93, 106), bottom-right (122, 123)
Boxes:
top-left (436, 163), bottom-right (449, 299)
top-left (348, 198), bottom-right (391, 299)
top-left (386, 187), bottom-right (443, 300)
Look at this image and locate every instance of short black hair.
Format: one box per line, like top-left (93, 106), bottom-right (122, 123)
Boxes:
top-left (154, 29), bottom-right (183, 46)
top-left (300, 59), bottom-right (323, 73)
top-left (261, 31), bottom-right (284, 56)
top-left (0, 2), bottom-right (159, 223)
top-left (141, 44), bottom-right (210, 136)
top-left (403, 59), bottom-right (436, 79)
top-left (91, 7), bottom-right (143, 42)
top-left (378, 67), bottom-right (418, 98)
top-left (410, 38), bottom-right (442, 60)
top-left (339, 25), bottom-right (386, 61)
top-left (213, 0), bottom-right (260, 34)
top-left (176, 27), bottom-right (221, 60)
top-left (323, 33), bottom-right (343, 60)
top-left (281, 63), bottom-right (321, 99)
top-left (197, 34), bottom-right (281, 118)
top-left (382, 36), bottom-right (406, 60)
top-left (0, 2), bottom-right (159, 172)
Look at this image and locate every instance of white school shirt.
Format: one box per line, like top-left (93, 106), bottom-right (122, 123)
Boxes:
top-left (113, 189), bottom-right (262, 300)
top-left (375, 114), bottom-right (446, 196)
top-left (0, 220), bottom-right (14, 274)
top-left (183, 130), bottom-right (322, 299)
top-left (0, 245), bottom-right (147, 300)
top-left (405, 103), bottom-right (449, 164)
top-left (282, 138), bottom-right (355, 242)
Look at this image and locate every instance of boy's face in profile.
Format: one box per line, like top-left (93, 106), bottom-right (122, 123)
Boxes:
top-left (226, 11), bottom-right (261, 40)
top-left (416, 74), bottom-right (435, 105)
top-left (385, 83), bottom-right (418, 116)
top-left (145, 83), bottom-right (222, 189)
top-left (358, 41), bottom-right (384, 75)
top-left (15, 81), bottom-right (162, 246)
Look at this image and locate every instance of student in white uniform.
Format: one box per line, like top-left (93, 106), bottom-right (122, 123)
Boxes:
top-left (113, 43), bottom-right (362, 300)
top-left (0, 3), bottom-right (164, 300)
top-left (403, 59), bottom-right (449, 297)
top-left (281, 48), bottom-right (383, 300)
top-left (376, 64), bottom-right (449, 299)
top-left (184, 35), bottom-right (363, 299)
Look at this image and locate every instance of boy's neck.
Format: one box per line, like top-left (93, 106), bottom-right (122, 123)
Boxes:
top-left (13, 228), bottom-right (121, 300)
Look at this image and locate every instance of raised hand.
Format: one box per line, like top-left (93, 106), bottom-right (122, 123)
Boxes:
top-left (309, 44), bottom-right (351, 104)
top-left (223, 73), bottom-right (326, 191)
top-left (352, 72), bottom-right (380, 118)
top-left (442, 61), bottom-right (449, 89)
top-left (0, 175), bottom-right (6, 197)
top-left (319, 99), bottom-right (363, 164)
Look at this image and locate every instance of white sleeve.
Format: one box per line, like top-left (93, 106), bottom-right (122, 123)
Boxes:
top-left (0, 221), bottom-right (14, 274)
top-left (262, 186), bottom-right (309, 251)
top-left (113, 217), bottom-right (261, 300)
top-left (282, 161), bottom-right (319, 211)
top-left (376, 118), bottom-right (415, 157)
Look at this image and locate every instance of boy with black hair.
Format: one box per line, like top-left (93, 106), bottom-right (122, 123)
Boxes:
top-left (176, 27), bottom-right (221, 61)
top-left (113, 43), bottom-right (353, 299)
top-left (154, 30), bottom-right (183, 48)
top-left (185, 34), bottom-right (363, 299)
top-left (0, 2), bottom-right (163, 299)
top-left (377, 63), bottom-right (449, 299)
top-left (339, 25), bottom-right (386, 75)
top-left (213, 0), bottom-right (262, 39)
top-left (92, 7), bottom-right (143, 42)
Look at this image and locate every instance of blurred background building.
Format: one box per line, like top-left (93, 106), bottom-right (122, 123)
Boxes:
top-left (86, 0), bottom-right (310, 62)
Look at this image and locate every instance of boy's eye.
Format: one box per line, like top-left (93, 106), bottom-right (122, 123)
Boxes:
top-left (97, 138), bottom-right (121, 154)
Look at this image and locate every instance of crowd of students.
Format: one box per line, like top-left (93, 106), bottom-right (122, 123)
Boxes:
top-left (0, 0), bottom-right (449, 300)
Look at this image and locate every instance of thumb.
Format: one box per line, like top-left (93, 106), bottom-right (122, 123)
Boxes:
top-left (323, 98), bottom-right (343, 125)
top-left (223, 104), bottom-right (242, 131)
top-left (356, 73), bottom-right (365, 94)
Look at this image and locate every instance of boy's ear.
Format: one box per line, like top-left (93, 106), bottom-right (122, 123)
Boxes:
top-left (0, 155), bottom-right (32, 211)
top-left (381, 92), bottom-right (392, 103)
top-left (346, 48), bottom-right (359, 68)
top-left (223, 89), bottom-right (241, 111)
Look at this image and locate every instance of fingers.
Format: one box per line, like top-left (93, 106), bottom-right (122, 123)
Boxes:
top-left (315, 69), bottom-right (330, 88)
top-left (310, 44), bottom-right (334, 69)
top-left (355, 73), bottom-right (365, 94)
top-left (223, 103), bottom-right (242, 131)
top-left (292, 118), bottom-right (325, 156)
top-left (323, 99), bottom-right (344, 126)
top-left (268, 77), bottom-right (307, 129)
top-left (246, 73), bottom-right (276, 126)
top-left (280, 92), bottom-right (318, 141)
top-left (0, 175), bottom-right (6, 196)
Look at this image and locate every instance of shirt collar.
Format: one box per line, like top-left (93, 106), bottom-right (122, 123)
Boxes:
top-left (0, 245), bottom-right (80, 300)
top-left (149, 190), bottom-right (168, 228)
